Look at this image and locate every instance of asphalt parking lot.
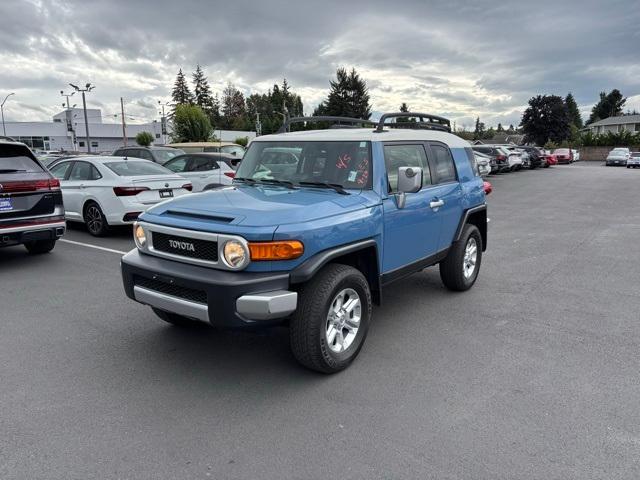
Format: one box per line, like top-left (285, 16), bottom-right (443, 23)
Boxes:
top-left (1, 163), bottom-right (639, 479)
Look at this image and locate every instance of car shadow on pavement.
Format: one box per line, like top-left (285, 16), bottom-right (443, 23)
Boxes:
top-left (66, 221), bottom-right (132, 237)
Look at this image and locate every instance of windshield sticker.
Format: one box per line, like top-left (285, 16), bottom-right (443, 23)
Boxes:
top-left (356, 157), bottom-right (369, 185)
top-left (348, 171), bottom-right (357, 182)
top-left (336, 153), bottom-right (351, 169)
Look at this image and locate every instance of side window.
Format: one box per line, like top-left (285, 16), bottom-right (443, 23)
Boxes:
top-left (69, 161), bottom-right (93, 181)
top-left (90, 165), bottom-right (102, 180)
top-left (383, 144), bottom-right (432, 192)
top-left (465, 147), bottom-right (480, 177)
top-left (209, 159), bottom-right (220, 170)
top-left (113, 149), bottom-right (123, 156)
top-left (189, 157), bottom-right (212, 172)
top-left (138, 149), bottom-right (153, 161)
top-left (164, 156), bottom-right (187, 172)
top-left (50, 161), bottom-right (72, 180)
top-left (430, 144), bottom-right (457, 183)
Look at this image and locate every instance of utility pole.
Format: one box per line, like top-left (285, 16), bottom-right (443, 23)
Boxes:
top-left (255, 112), bottom-right (262, 136)
top-left (1, 92), bottom-right (15, 137)
top-left (60, 90), bottom-right (75, 109)
top-left (69, 83), bottom-right (95, 153)
top-left (120, 97), bottom-right (127, 146)
top-left (158, 100), bottom-right (171, 144)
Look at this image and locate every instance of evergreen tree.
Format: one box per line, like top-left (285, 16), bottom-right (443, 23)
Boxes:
top-left (473, 117), bottom-right (485, 140)
top-left (313, 67), bottom-right (371, 119)
top-left (520, 95), bottom-right (571, 145)
top-left (588, 89), bottom-right (626, 124)
top-left (507, 124), bottom-right (515, 133)
top-left (221, 83), bottom-right (247, 129)
top-left (171, 69), bottom-right (193, 109)
top-left (399, 102), bottom-right (409, 112)
top-left (496, 123), bottom-right (504, 132)
top-left (192, 64), bottom-right (215, 119)
top-left (564, 92), bottom-right (583, 129)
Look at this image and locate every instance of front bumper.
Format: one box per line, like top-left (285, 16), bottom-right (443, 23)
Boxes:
top-left (121, 249), bottom-right (297, 327)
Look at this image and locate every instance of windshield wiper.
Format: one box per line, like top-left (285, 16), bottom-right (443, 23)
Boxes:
top-left (297, 181), bottom-right (350, 195)
top-left (256, 179), bottom-right (297, 189)
top-left (0, 169), bottom-right (27, 173)
top-left (233, 176), bottom-right (258, 185)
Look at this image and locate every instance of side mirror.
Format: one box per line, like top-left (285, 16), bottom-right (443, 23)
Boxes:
top-left (396, 166), bottom-right (422, 209)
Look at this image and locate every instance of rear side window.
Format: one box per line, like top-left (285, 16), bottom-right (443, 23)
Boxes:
top-left (430, 144), bottom-right (457, 183)
top-left (105, 161), bottom-right (172, 176)
top-left (383, 144), bottom-right (432, 192)
top-left (465, 147), bottom-right (480, 177)
top-left (50, 161), bottom-right (73, 179)
top-left (189, 157), bottom-right (216, 172)
top-left (0, 152), bottom-right (44, 173)
top-left (69, 162), bottom-right (101, 181)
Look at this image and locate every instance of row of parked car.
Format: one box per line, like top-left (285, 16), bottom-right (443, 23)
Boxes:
top-left (605, 147), bottom-right (640, 167)
top-left (470, 145), bottom-right (580, 177)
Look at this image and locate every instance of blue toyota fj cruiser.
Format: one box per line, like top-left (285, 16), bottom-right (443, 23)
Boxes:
top-left (121, 113), bottom-right (487, 373)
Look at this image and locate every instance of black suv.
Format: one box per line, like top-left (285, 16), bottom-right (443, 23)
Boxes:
top-left (0, 140), bottom-right (65, 253)
top-left (112, 146), bottom-right (184, 164)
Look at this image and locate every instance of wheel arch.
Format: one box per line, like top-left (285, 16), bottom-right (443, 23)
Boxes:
top-left (290, 239), bottom-right (381, 305)
top-left (454, 205), bottom-right (487, 251)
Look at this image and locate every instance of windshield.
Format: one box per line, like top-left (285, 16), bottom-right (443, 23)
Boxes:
top-left (105, 161), bottom-right (174, 176)
top-left (154, 149), bottom-right (183, 162)
top-left (235, 141), bottom-right (372, 189)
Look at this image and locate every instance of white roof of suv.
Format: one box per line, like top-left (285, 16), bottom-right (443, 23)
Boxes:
top-left (254, 127), bottom-right (471, 148)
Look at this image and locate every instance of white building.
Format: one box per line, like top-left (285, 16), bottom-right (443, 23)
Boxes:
top-left (586, 114), bottom-right (640, 135)
top-left (2, 108), bottom-right (256, 153)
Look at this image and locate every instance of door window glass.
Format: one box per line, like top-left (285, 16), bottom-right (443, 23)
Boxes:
top-left (69, 161), bottom-right (93, 181)
top-left (164, 156), bottom-right (188, 172)
top-left (430, 144), bottom-right (457, 183)
top-left (50, 162), bottom-right (72, 179)
top-left (188, 156), bottom-right (213, 172)
top-left (383, 144), bottom-right (431, 192)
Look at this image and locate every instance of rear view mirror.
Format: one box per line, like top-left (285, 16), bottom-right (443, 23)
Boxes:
top-left (397, 166), bottom-right (422, 193)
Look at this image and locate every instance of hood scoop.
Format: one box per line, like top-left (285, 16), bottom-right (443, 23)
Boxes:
top-left (163, 209), bottom-right (234, 224)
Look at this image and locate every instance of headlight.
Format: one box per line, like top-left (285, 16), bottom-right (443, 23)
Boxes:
top-left (134, 224), bottom-right (146, 248)
top-left (223, 240), bottom-right (248, 268)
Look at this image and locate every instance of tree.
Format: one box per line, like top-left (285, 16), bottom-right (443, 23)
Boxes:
top-left (192, 64), bottom-right (215, 120)
top-left (135, 131), bottom-right (154, 147)
top-left (473, 117), bottom-right (485, 140)
top-left (507, 124), bottom-right (515, 134)
top-left (313, 67), bottom-right (371, 119)
top-left (221, 83), bottom-right (247, 129)
top-left (171, 69), bottom-right (193, 109)
top-left (245, 79), bottom-right (305, 134)
top-left (565, 92), bottom-right (583, 129)
top-left (171, 104), bottom-right (212, 142)
top-left (234, 136), bottom-right (249, 147)
top-left (588, 89), bottom-right (626, 124)
top-left (399, 102), bottom-right (409, 112)
top-left (496, 123), bottom-right (504, 132)
top-left (520, 95), bottom-right (571, 145)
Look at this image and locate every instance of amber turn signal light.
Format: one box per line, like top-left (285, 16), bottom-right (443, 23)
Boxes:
top-left (248, 240), bottom-right (304, 261)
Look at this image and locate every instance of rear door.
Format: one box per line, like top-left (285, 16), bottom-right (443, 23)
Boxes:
top-left (64, 161), bottom-right (102, 217)
top-left (425, 142), bottom-right (464, 251)
top-left (381, 143), bottom-right (441, 274)
top-left (186, 156), bottom-right (221, 191)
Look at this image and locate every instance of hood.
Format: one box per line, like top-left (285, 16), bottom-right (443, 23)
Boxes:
top-left (144, 184), bottom-right (377, 228)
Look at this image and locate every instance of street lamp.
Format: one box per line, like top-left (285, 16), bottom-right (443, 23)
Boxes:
top-left (1, 92), bottom-right (15, 137)
top-left (60, 90), bottom-right (75, 110)
top-left (69, 83), bottom-right (95, 152)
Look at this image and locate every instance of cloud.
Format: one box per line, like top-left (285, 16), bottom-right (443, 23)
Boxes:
top-left (0, 0), bottom-right (638, 128)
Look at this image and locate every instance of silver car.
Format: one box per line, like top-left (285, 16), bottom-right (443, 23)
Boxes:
top-left (627, 152), bottom-right (640, 169)
top-left (162, 153), bottom-right (237, 191)
top-left (606, 148), bottom-right (630, 166)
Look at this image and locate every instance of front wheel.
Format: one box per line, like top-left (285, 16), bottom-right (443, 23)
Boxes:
top-left (290, 264), bottom-right (372, 373)
top-left (24, 239), bottom-right (56, 254)
top-left (440, 224), bottom-right (482, 291)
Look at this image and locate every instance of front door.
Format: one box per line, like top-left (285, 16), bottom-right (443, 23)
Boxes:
top-left (381, 143), bottom-right (442, 274)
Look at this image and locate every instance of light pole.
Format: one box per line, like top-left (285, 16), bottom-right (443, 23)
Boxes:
top-left (158, 100), bottom-right (172, 144)
top-left (1, 92), bottom-right (15, 137)
top-left (69, 83), bottom-right (95, 152)
top-left (60, 90), bottom-right (75, 109)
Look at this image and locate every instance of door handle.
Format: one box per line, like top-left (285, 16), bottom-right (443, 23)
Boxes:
top-left (429, 199), bottom-right (444, 209)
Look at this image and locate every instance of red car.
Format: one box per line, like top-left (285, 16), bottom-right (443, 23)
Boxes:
top-left (552, 148), bottom-right (573, 164)
top-left (539, 153), bottom-right (557, 167)
top-left (483, 181), bottom-right (492, 195)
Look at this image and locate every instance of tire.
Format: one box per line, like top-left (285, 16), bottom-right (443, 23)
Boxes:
top-left (83, 201), bottom-right (109, 237)
top-left (440, 224), bottom-right (482, 292)
top-left (152, 307), bottom-right (199, 327)
top-left (290, 264), bottom-right (372, 374)
top-left (24, 239), bottom-right (56, 254)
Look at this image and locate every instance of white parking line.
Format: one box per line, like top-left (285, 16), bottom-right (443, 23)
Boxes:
top-left (59, 238), bottom-right (128, 255)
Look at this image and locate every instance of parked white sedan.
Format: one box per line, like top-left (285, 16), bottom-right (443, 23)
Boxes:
top-left (161, 152), bottom-right (237, 192)
top-left (49, 156), bottom-right (192, 236)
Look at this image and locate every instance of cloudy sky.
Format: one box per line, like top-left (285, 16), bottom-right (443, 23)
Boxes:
top-left (1, 0), bottom-right (639, 130)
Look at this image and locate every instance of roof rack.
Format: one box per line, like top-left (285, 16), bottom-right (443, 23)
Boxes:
top-left (277, 116), bottom-right (376, 133)
top-left (374, 112), bottom-right (451, 133)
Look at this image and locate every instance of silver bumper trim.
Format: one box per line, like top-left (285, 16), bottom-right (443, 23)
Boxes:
top-left (236, 290), bottom-right (298, 320)
top-left (133, 285), bottom-right (209, 322)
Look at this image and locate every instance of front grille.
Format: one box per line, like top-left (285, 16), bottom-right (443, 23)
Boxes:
top-left (134, 275), bottom-right (207, 304)
top-left (152, 231), bottom-right (218, 261)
